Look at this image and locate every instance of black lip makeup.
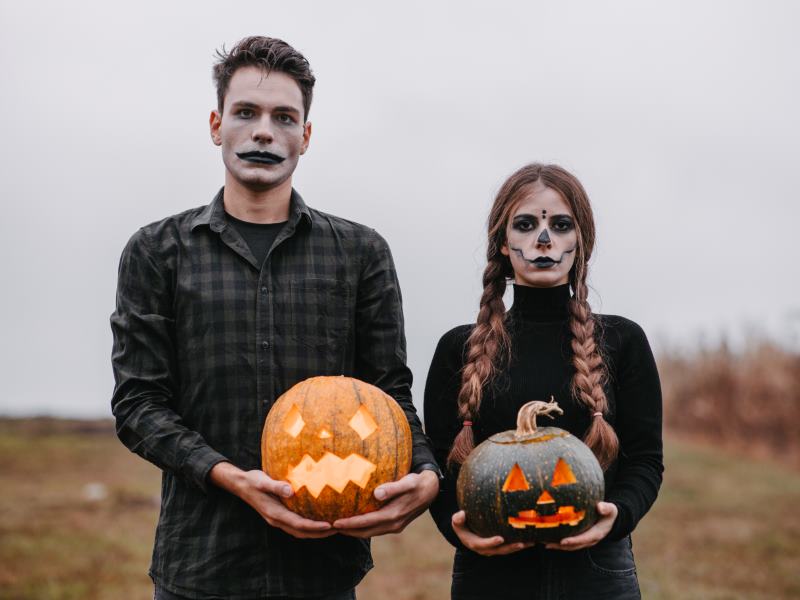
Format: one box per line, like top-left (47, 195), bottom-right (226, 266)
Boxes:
top-left (532, 256), bottom-right (556, 268)
top-left (236, 150), bottom-right (285, 165)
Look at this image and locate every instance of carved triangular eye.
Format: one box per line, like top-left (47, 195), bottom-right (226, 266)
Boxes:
top-left (550, 458), bottom-right (577, 486)
top-left (502, 463), bottom-right (530, 492)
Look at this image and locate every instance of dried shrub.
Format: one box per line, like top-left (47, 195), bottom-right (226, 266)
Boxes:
top-left (659, 340), bottom-right (800, 467)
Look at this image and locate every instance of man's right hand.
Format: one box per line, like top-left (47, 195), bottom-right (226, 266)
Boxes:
top-left (209, 462), bottom-right (334, 539)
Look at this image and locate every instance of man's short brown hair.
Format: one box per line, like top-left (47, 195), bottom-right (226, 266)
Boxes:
top-left (212, 36), bottom-right (316, 120)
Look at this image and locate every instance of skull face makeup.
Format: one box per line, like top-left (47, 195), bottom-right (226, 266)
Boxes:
top-left (501, 182), bottom-right (578, 288)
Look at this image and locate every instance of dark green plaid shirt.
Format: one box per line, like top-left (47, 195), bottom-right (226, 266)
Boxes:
top-left (110, 188), bottom-right (435, 599)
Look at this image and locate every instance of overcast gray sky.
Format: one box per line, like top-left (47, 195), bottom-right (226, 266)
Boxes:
top-left (1, 1), bottom-right (798, 417)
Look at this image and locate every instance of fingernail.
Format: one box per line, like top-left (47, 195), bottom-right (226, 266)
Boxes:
top-left (374, 488), bottom-right (386, 500)
top-left (282, 485), bottom-right (292, 497)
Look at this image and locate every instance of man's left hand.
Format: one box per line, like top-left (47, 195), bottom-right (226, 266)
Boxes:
top-left (332, 470), bottom-right (440, 537)
top-left (545, 501), bottom-right (618, 551)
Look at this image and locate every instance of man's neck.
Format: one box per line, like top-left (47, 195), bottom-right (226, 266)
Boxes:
top-left (223, 175), bottom-right (293, 224)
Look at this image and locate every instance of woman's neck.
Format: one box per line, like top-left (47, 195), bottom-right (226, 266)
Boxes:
top-left (509, 283), bottom-right (571, 322)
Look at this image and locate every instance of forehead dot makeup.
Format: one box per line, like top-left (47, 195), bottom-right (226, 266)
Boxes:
top-left (541, 210), bottom-right (547, 219)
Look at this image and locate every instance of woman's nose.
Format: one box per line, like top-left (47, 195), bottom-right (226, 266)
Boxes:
top-left (536, 228), bottom-right (552, 246)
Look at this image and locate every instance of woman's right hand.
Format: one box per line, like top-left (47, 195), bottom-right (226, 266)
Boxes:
top-left (451, 511), bottom-right (534, 556)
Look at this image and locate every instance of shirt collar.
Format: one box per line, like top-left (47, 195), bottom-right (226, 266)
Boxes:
top-left (191, 187), bottom-right (312, 232)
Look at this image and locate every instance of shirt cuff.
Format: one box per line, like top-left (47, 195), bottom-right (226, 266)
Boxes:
top-left (181, 445), bottom-right (229, 494)
top-left (412, 461), bottom-right (444, 480)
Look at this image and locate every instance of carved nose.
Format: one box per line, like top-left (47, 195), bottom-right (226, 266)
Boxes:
top-left (537, 229), bottom-right (551, 245)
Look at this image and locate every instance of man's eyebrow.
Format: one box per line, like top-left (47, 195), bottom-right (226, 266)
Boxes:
top-left (230, 101), bottom-right (259, 109)
top-left (228, 101), bottom-right (301, 115)
top-left (273, 105), bottom-right (301, 115)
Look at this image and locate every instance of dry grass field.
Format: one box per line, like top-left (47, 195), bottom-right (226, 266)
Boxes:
top-left (1, 418), bottom-right (798, 600)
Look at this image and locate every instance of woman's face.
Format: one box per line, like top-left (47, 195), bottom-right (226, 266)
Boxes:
top-left (501, 182), bottom-right (578, 288)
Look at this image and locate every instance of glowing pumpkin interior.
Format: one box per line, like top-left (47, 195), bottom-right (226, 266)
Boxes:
top-left (281, 404), bottom-right (379, 498)
top-left (504, 458), bottom-right (586, 529)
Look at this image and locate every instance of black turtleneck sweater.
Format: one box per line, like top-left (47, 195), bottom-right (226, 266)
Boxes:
top-left (424, 283), bottom-right (663, 548)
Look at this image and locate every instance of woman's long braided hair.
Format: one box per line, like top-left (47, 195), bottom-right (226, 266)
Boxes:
top-left (447, 163), bottom-right (619, 470)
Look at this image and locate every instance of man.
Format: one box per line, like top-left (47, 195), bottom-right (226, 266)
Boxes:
top-left (111, 36), bottom-right (440, 600)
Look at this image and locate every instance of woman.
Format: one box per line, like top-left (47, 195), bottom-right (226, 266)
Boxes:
top-left (424, 164), bottom-right (663, 600)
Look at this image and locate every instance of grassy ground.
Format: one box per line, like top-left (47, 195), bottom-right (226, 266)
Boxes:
top-left (1, 419), bottom-right (798, 599)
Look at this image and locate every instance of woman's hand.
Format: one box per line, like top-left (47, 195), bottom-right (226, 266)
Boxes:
top-left (545, 501), bottom-right (617, 551)
top-left (451, 511), bottom-right (534, 556)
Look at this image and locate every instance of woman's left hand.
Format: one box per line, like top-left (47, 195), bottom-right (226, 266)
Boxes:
top-left (545, 501), bottom-right (617, 551)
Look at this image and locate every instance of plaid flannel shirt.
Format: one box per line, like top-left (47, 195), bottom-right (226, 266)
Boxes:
top-left (110, 188), bottom-right (435, 599)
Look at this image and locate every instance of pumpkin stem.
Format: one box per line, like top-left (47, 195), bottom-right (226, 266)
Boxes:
top-left (515, 397), bottom-right (563, 437)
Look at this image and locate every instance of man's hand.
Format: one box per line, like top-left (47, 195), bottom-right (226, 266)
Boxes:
top-left (545, 501), bottom-right (618, 551)
top-left (451, 510), bottom-right (534, 556)
top-left (332, 470), bottom-right (439, 538)
top-left (209, 462), bottom-right (335, 539)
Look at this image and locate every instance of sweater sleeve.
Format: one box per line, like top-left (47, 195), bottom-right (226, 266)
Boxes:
top-left (604, 318), bottom-right (664, 541)
top-left (423, 326), bottom-right (471, 549)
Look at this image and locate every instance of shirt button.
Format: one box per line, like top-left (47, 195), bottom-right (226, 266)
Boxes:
top-left (261, 287), bottom-right (267, 294)
top-left (262, 341), bottom-right (270, 349)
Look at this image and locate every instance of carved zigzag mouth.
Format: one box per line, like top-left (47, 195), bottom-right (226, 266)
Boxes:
top-left (287, 452), bottom-right (377, 498)
top-left (508, 506), bottom-right (585, 529)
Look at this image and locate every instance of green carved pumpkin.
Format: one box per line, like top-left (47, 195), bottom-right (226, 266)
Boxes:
top-left (456, 400), bottom-right (604, 544)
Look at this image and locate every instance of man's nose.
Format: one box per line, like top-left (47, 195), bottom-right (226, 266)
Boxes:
top-left (251, 117), bottom-right (274, 143)
top-left (536, 228), bottom-right (552, 246)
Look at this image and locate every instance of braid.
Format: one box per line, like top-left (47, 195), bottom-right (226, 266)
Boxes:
top-left (568, 277), bottom-right (619, 469)
top-left (447, 259), bottom-right (510, 466)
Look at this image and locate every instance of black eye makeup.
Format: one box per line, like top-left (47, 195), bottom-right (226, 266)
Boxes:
top-left (550, 216), bottom-right (575, 233)
top-left (511, 216), bottom-right (538, 232)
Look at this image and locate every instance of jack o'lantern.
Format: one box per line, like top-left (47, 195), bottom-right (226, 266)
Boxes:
top-left (262, 375), bottom-right (412, 522)
top-left (456, 399), bottom-right (604, 544)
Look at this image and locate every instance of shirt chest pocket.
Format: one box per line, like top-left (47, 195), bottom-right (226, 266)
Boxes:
top-left (287, 278), bottom-right (351, 354)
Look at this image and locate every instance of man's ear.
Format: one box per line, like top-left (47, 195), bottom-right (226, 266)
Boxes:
top-left (209, 110), bottom-right (222, 146)
top-left (299, 121), bottom-right (312, 155)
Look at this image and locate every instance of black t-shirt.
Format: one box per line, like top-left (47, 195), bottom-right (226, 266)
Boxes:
top-left (226, 213), bottom-right (287, 266)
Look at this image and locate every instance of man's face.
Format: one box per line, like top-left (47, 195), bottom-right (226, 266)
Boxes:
top-left (501, 182), bottom-right (578, 288)
top-left (210, 66), bottom-right (311, 192)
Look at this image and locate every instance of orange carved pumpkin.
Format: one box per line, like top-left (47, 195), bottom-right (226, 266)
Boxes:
top-left (262, 375), bottom-right (412, 522)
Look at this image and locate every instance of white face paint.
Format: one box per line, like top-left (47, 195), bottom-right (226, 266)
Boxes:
top-left (501, 182), bottom-right (578, 288)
